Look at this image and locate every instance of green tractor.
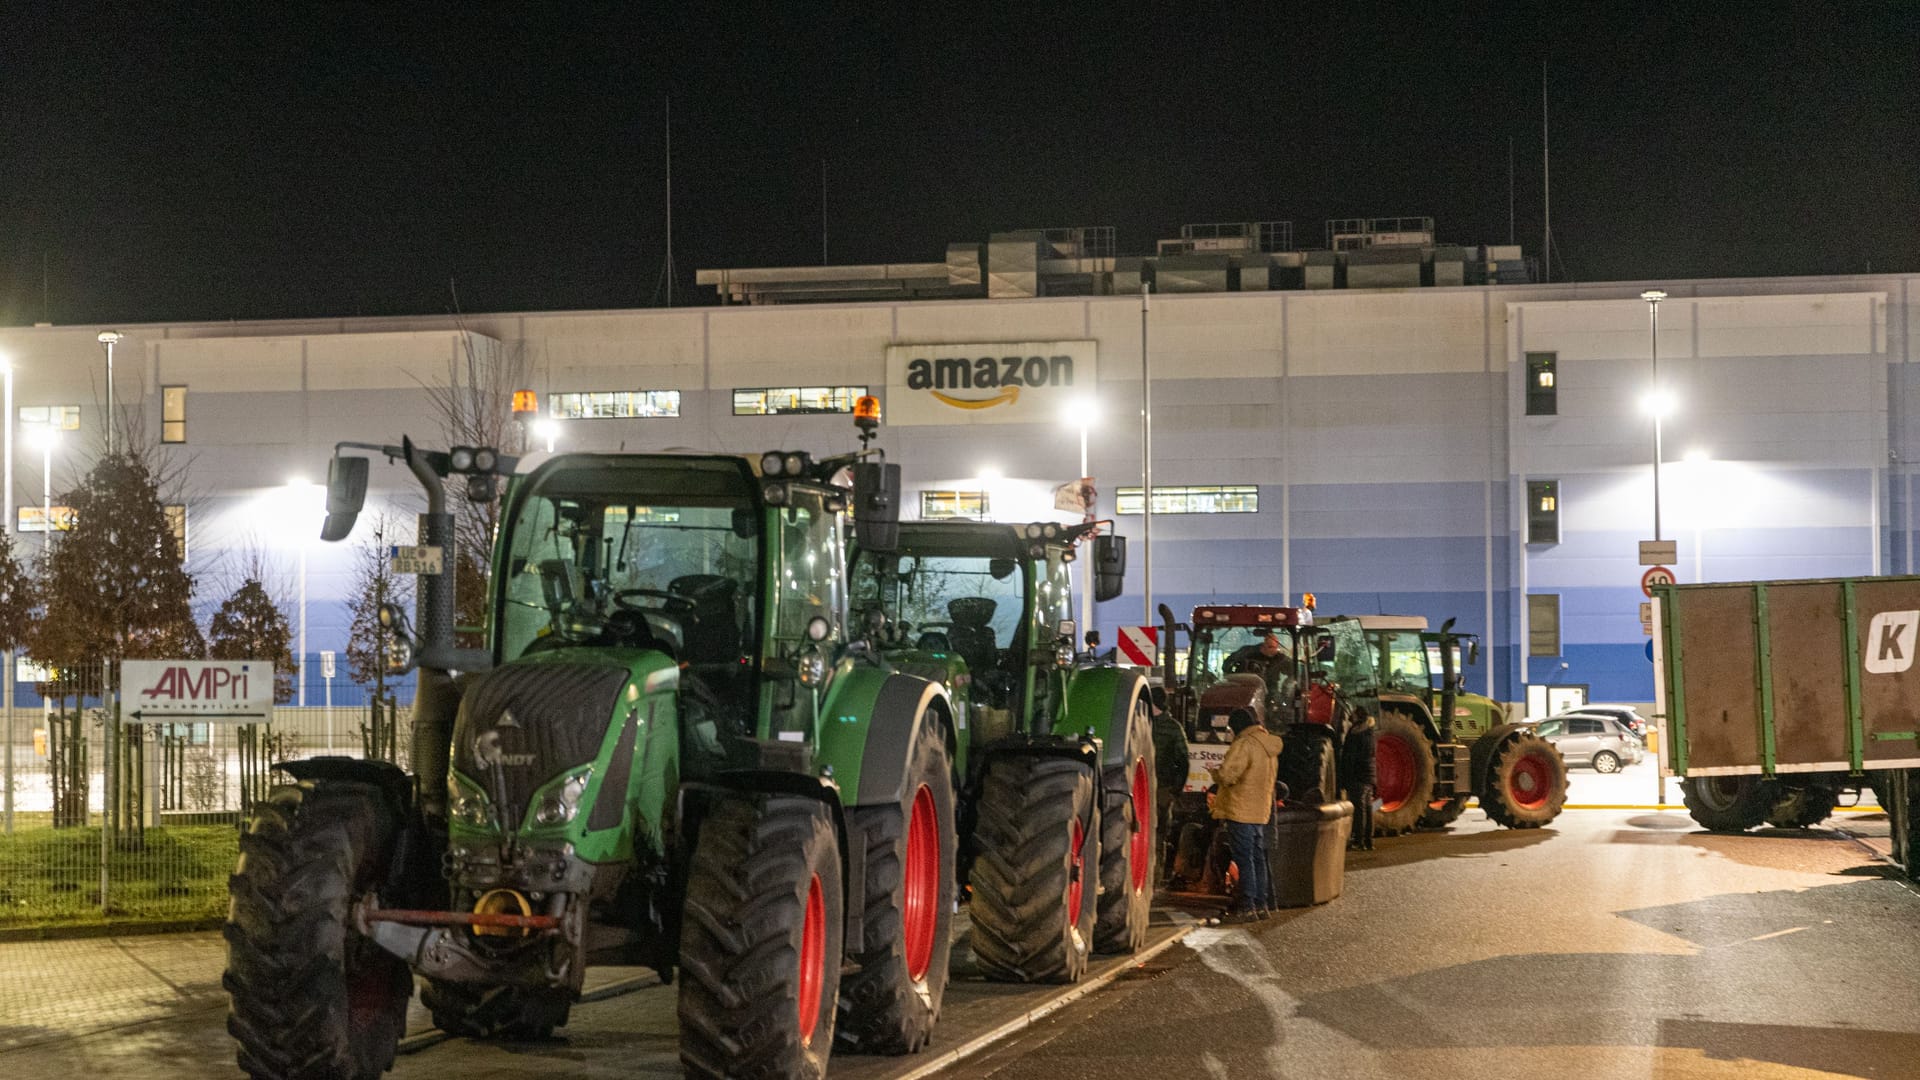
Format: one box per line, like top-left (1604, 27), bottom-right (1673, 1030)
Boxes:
top-left (1318, 615), bottom-right (1567, 835)
top-left (223, 418), bottom-right (965, 1078)
top-left (848, 520), bottom-right (1151, 981)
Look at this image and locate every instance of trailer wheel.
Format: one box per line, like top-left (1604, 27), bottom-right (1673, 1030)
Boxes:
top-left (1095, 698), bottom-right (1156, 955)
top-left (1278, 728), bottom-right (1338, 805)
top-left (1418, 795), bottom-right (1470, 829)
top-left (680, 793), bottom-right (844, 1079)
top-left (422, 980), bottom-right (573, 1041)
top-left (1480, 731), bottom-right (1568, 828)
top-left (1372, 710), bottom-right (1435, 836)
top-left (1765, 781), bottom-right (1839, 829)
top-left (224, 782), bottom-right (411, 1080)
top-left (969, 754), bottom-right (1098, 984)
top-left (1680, 775), bottom-right (1776, 832)
top-left (837, 710), bottom-right (956, 1054)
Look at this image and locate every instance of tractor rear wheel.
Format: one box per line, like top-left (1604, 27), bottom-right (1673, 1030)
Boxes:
top-left (1765, 781), bottom-right (1839, 829)
top-left (837, 710), bottom-right (956, 1054)
top-left (1095, 698), bottom-right (1156, 955)
top-left (1681, 775), bottom-right (1776, 832)
top-left (969, 754), bottom-right (1099, 984)
top-left (1480, 731), bottom-right (1568, 828)
top-left (1278, 728), bottom-right (1338, 805)
top-left (422, 980), bottom-right (572, 1041)
top-left (1372, 711), bottom-right (1436, 836)
top-left (1418, 795), bottom-right (1471, 829)
top-left (679, 793), bottom-right (844, 1079)
top-left (224, 782), bottom-right (411, 1080)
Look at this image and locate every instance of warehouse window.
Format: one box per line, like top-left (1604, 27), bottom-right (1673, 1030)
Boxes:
top-left (165, 504), bottom-right (188, 559)
top-left (1528, 593), bottom-right (1561, 657)
top-left (919, 491), bottom-right (990, 520)
top-left (18, 405), bottom-right (80, 430)
top-left (732, 386), bottom-right (866, 416)
top-left (17, 505), bottom-right (76, 532)
top-left (1526, 480), bottom-right (1560, 544)
top-left (550, 390), bottom-right (681, 419)
top-left (1116, 485), bottom-right (1258, 515)
top-left (162, 385), bottom-right (187, 443)
top-left (1525, 352), bottom-right (1557, 416)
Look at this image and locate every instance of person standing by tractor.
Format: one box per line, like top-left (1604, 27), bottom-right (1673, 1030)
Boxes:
top-left (1209, 712), bottom-right (1285, 918)
top-left (1149, 687), bottom-right (1189, 871)
top-left (1342, 703), bottom-right (1378, 850)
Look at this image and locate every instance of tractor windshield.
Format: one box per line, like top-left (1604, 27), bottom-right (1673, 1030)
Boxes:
top-left (1378, 630), bottom-right (1431, 694)
top-left (851, 551), bottom-right (1026, 705)
top-left (495, 457), bottom-right (760, 667)
top-left (1323, 620), bottom-right (1378, 696)
top-left (1192, 627), bottom-right (1294, 686)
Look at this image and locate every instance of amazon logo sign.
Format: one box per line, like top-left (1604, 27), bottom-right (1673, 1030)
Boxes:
top-left (884, 340), bottom-right (1096, 426)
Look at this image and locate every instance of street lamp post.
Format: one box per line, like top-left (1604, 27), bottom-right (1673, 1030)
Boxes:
top-left (286, 480), bottom-right (318, 707)
top-left (1140, 282), bottom-right (1153, 624)
top-left (97, 331), bottom-right (121, 455)
top-left (1, 359), bottom-right (11, 835)
top-left (1642, 291), bottom-right (1667, 542)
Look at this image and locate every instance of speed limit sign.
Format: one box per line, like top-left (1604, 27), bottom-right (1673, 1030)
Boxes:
top-left (1641, 565), bottom-right (1677, 597)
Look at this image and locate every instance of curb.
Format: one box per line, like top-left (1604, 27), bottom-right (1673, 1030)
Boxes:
top-left (885, 922), bottom-right (1198, 1080)
top-left (0, 916), bottom-right (225, 944)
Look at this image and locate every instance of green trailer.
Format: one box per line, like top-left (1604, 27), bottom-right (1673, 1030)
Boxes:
top-left (849, 520), bottom-right (1152, 981)
top-left (223, 417), bottom-right (966, 1079)
top-left (1654, 576), bottom-right (1920, 859)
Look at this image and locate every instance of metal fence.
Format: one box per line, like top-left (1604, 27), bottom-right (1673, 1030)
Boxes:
top-left (0, 661), bottom-right (410, 929)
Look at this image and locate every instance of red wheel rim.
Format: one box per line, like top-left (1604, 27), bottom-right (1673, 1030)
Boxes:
top-left (1508, 753), bottom-right (1552, 810)
top-left (797, 873), bottom-right (825, 1047)
top-left (902, 783), bottom-right (939, 982)
top-left (1376, 733), bottom-right (1416, 811)
top-left (1129, 758), bottom-right (1152, 893)
top-left (1065, 818), bottom-right (1086, 929)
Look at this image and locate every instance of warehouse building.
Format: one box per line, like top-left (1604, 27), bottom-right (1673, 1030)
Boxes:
top-left (0, 224), bottom-right (1911, 709)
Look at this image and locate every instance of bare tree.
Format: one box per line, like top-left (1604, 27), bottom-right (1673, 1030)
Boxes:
top-left (344, 511), bottom-right (415, 694)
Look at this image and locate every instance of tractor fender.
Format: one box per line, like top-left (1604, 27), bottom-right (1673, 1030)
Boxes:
top-left (1468, 722), bottom-right (1539, 792)
top-left (817, 667), bottom-right (955, 808)
top-left (1057, 665), bottom-right (1149, 770)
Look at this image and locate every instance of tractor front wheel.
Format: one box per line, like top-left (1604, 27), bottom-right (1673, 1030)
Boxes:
top-left (422, 980), bottom-right (573, 1041)
top-left (224, 782), bottom-right (412, 1080)
top-left (969, 754), bottom-right (1099, 984)
top-left (1095, 698), bottom-right (1156, 955)
top-left (837, 710), bottom-right (957, 1054)
top-left (1681, 775), bottom-right (1776, 832)
top-left (1372, 711), bottom-right (1436, 836)
top-left (1481, 731), bottom-right (1568, 828)
top-left (679, 794), bottom-right (844, 1079)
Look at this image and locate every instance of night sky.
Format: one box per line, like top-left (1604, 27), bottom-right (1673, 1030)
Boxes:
top-left (2, 3), bottom-right (1915, 326)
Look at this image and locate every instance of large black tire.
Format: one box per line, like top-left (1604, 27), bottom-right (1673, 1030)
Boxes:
top-left (679, 794), bottom-right (844, 1079)
top-left (1372, 710), bottom-right (1436, 836)
top-left (422, 980), bottom-right (573, 1041)
top-left (224, 782), bottom-right (412, 1080)
top-left (1765, 780), bottom-right (1839, 829)
top-left (1480, 731), bottom-right (1569, 828)
top-left (969, 754), bottom-right (1099, 984)
top-left (1095, 697), bottom-right (1156, 955)
top-left (1278, 727), bottom-right (1338, 805)
top-left (837, 711), bottom-right (957, 1054)
top-left (1681, 775), bottom-right (1777, 832)
top-left (1418, 795), bottom-right (1471, 829)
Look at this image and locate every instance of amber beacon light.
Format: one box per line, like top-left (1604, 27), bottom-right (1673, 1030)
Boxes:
top-left (512, 389), bottom-right (539, 419)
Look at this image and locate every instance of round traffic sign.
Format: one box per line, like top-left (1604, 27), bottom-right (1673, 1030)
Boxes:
top-left (1641, 565), bottom-right (1677, 597)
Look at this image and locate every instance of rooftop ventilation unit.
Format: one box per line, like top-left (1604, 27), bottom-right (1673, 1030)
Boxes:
top-left (1326, 216), bottom-right (1435, 251)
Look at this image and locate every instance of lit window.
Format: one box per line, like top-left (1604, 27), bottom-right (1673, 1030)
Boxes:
top-left (549, 390), bottom-right (681, 418)
top-left (732, 386), bottom-right (868, 416)
top-left (1525, 352), bottom-right (1557, 416)
top-left (18, 405), bottom-right (80, 430)
top-left (1527, 480), bottom-right (1560, 544)
top-left (17, 505), bottom-right (76, 532)
top-left (165, 504), bottom-right (188, 559)
top-left (1115, 484), bottom-right (1259, 515)
top-left (162, 386), bottom-right (187, 443)
top-left (1528, 593), bottom-right (1561, 656)
top-left (919, 491), bottom-right (990, 520)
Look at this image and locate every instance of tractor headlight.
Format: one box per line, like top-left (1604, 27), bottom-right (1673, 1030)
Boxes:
top-left (784, 452), bottom-right (807, 477)
top-left (797, 648), bottom-right (829, 687)
top-left (761, 451), bottom-right (786, 476)
top-left (449, 772), bottom-right (494, 829)
top-left (531, 767), bottom-right (593, 829)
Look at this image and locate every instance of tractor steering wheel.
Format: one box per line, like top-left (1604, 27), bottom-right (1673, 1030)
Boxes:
top-left (611, 588), bottom-right (694, 614)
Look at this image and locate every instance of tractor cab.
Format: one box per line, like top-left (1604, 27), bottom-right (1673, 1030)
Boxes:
top-left (1172, 604), bottom-right (1320, 745)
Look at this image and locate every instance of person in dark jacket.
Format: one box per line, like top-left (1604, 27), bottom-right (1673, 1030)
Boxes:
top-left (1342, 707), bottom-right (1377, 850)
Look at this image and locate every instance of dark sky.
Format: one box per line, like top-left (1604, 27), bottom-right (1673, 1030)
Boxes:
top-left (2, 3), bottom-right (1915, 325)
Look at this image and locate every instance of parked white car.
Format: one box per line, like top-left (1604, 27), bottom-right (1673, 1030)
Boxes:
top-left (1533, 714), bottom-right (1645, 773)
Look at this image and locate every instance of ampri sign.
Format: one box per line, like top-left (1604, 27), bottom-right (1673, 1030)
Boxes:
top-left (884, 340), bottom-right (1096, 426)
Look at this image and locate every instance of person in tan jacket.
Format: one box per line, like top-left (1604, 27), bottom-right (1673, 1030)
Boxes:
top-left (1209, 712), bottom-right (1285, 918)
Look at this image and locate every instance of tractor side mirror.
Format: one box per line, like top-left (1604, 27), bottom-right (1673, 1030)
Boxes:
top-left (852, 462), bottom-right (901, 553)
top-left (1092, 534), bottom-right (1126, 601)
top-left (320, 456), bottom-right (369, 542)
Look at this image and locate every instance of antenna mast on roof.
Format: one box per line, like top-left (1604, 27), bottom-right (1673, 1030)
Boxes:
top-left (1541, 59), bottom-right (1551, 284)
top-left (654, 94), bottom-right (676, 308)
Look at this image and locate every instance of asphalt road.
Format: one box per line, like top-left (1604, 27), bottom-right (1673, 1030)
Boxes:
top-left (4, 806), bottom-right (1913, 1079)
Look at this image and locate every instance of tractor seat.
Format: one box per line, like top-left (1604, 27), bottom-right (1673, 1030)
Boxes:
top-left (945, 597), bottom-right (1000, 681)
top-left (669, 574), bottom-right (741, 664)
